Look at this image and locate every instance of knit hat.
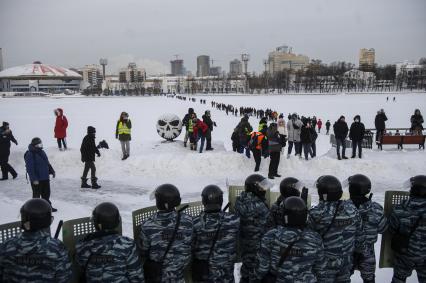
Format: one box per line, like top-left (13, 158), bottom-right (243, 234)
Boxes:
top-left (31, 137), bottom-right (42, 146)
top-left (2, 121), bottom-right (9, 127)
top-left (340, 115), bottom-right (345, 120)
top-left (87, 126), bottom-right (96, 134)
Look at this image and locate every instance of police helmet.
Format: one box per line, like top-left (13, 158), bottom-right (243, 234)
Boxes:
top-left (201, 185), bottom-right (223, 212)
top-left (283, 196), bottom-right (307, 228)
top-left (245, 174), bottom-right (273, 198)
top-left (406, 175), bottom-right (426, 198)
top-left (316, 175), bottom-right (342, 201)
top-left (346, 174), bottom-right (371, 197)
top-left (92, 202), bottom-right (121, 231)
top-left (279, 177), bottom-right (302, 199)
top-left (155, 184), bottom-right (181, 211)
top-left (20, 198), bottom-right (52, 231)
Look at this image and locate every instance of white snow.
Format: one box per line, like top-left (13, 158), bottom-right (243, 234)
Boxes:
top-left (1, 93), bottom-right (425, 282)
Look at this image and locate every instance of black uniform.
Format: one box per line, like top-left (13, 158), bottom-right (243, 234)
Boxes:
top-left (349, 115), bottom-right (365, 158)
top-left (333, 117), bottom-right (349, 159)
top-left (0, 125), bottom-right (18, 180)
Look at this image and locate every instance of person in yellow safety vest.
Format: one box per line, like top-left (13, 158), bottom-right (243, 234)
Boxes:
top-left (187, 114), bottom-right (197, 150)
top-left (249, 129), bottom-right (268, 172)
top-left (115, 112), bottom-right (132, 160)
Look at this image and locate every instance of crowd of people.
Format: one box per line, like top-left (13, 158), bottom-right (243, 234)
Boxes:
top-left (181, 108), bottom-right (216, 152)
top-left (1, 173), bottom-right (425, 283)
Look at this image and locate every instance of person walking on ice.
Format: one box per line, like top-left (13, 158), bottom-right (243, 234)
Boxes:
top-left (116, 112), bottom-right (132, 160)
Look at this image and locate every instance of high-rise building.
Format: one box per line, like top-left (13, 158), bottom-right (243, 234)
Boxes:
top-left (80, 64), bottom-right (103, 88)
top-left (229, 59), bottom-right (243, 76)
top-left (268, 45), bottom-right (309, 74)
top-left (197, 55), bottom-right (210, 77)
top-left (210, 66), bottom-right (222, 76)
top-left (359, 48), bottom-right (375, 71)
top-left (0, 48), bottom-right (3, 72)
top-left (119, 62), bottom-right (145, 83)
top-left (170, 59), bottom-right (184, 76)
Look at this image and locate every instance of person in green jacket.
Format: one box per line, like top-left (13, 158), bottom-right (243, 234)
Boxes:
top-left (116, 112), bottom-right (132, 160)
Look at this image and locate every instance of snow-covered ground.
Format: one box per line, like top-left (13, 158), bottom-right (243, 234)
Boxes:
top-left (1, 93), bottom-right (425, 282)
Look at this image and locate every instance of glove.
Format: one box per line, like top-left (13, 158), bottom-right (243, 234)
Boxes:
top-left (97, 152), bottom-right (101, 157)
top-left (33, 181), bottom-right (39, 185)
top-left (51, 172), bottom-right (56, 178)
top-left (14, 141), bottom-right (18, 145)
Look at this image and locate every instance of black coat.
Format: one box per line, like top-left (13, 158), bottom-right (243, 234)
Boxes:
top-left (333, 121), bottom-right (349, 139)
top-left (326, 121), bottom-right (331, 130)
top-left (300, 126), bottom-right (313, 144)
top-left (410, 114), bottom-right (424, 130)
top-left (0, 128), bottom-right (17, 163)
top-left (202, 115), bottom-right (214, 131)
top-left (310, 127), bottom-right (318, 141)
top-left (349, 122), bottom-right (366, 141)
top-left (80, 134), bottom-right (100, 162)
top-left (374, 113), bottom-right (388, 131)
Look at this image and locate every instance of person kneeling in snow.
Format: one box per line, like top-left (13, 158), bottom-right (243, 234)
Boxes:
top-left (80, 126), bottom-right (101, 189)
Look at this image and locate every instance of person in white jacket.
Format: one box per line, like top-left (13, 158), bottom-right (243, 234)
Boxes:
top-left (287, 113), bottom-right (303, 158)
top-left (277, 114), bottom-right (288, 153)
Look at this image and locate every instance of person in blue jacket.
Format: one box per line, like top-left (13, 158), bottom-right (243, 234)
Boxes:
top-left (24, 137), bottom-right (57, 212)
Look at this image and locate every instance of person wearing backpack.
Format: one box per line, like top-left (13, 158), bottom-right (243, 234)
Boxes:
top-left (24, 137), bottom-right (57, 212)
top-left (308, 175), bottom-right (365, 282)
top-left (192, 185), bottom-right (240, 283)
top-left (249, 128), bottom-right (267, 172)
top-left (254, 197), bottom-right (326, 282)
top-left (388, 175), bottom-right (426, 283)
top-left (75, 202), bottom-right (144, 282)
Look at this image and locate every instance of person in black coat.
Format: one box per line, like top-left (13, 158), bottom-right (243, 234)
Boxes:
top-left (310, 124), bottom-right (318, 158)
top-left (267, 123), bottom-right (282, 179)
top-left (410, 109), bottom-right (424, 135)
top-left (374, 109), bottom-right (388, 143)
top-left (202, 110), bottom-right (216, 150)
top-left (325, 120), bottom-right (331, 135)
top-left (333, 116), bottom-right (349, 160)
top-left (0, 122), bottom-right (18, 180)
top-left (80, 126), bottom-right (101, 189)
top-left (182, 108), bottom-right (195, 147)
top-left (300, 119), bottom-right (313, 161)
top-left (349, 115), bottom-right (366, 159)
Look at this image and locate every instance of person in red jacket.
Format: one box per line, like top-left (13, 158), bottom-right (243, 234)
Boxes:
top-left (193, 118), bottom-right (208, 153)
top-left (54, 108), bottom-right (68, 150)
top-left (317, 119), bottom-right (323, 133)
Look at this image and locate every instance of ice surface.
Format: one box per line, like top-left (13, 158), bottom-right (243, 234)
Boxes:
top-left (1, 93), bottom-right (425, 282)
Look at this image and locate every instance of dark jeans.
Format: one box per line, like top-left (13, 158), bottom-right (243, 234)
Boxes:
top-left (57, 138), bottom-right (67, 149)
top-left (326, 128), bottom-right (330, 135)
top-left (352, 140), bottom-right (362, 158)
top-left (376, 129), bottom-right (385, 143)
top-left (82, 161), bottom-right (96, 179)
top-left (269, 151), bottom-right (280, 176)
top-left (205, 129), bottom-right (212, 149)
top-left (252, 149), bottom-right (261, 171)
top-left (1, 161), bottom-right (17, 179)
top-left (303, 143), bottom-right (312, 160)
top-left (198, 134), bottom-right (206, 153)
top-left (31, 180), bottom-right (51, 204)
top-left (336, 138), bottom-right (346, 158)
top-left (311, 142), bottom-right (316, 157)
top-left (238, 145), bottom-right (250, 158)
top-left (288, 141), bottom-right (301, 155)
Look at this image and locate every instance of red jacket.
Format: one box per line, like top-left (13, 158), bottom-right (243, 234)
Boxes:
top-left (54, 108), bottom-right (68, 138)
top-left (317, 120), bottom-right (323, 128)
top-left (193, 120), bottom-right (208, 137)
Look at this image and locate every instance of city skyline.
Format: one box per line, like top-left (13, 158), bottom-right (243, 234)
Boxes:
top-left (1, 0), bottom-right (425, 75)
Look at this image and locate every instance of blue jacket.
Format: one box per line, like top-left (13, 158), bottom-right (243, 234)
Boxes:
top-left (24, 145), bottom-right (54, 182)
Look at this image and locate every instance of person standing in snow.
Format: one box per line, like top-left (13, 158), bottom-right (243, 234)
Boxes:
top-left (202, 110), bottom-right (216, 151)
top-left (349, 115), bottom-right (365, 159)
top-left (267, 123), bottom-right (282, 179)
top-left (80, 126), bottom-right (101, 189)
top-left (333, 116), bottom-right (349, 160)
top-left (182, 108), bottom-right (195, 147)
top-left (54, 108), bottom-right (68, 151)
top-left (374, 109), bottom-right (387, 144)
top-left (317, 119), bottom-right (323, 133)
top-left (410, 109), bottom-right (424, 135)
top-left (277, 114), bottom-right (287, 149)
top-left (0, 122), bottom-right (18, 180)
top-left (300, 119), bottom-right (313, 161)
top-left (287, 113), bottom-right (303, 159)
top-left (193, 118), bottom-right (208, 153)
top-left (115, 112), bottom-right (132, 160)
top-left (325, 120), bottom-right (331, 135)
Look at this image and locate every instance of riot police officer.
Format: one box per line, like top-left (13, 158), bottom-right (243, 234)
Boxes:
top-left (0, 198), bottom-right (71, 282)
top-left (192, 185), bottom-right (240, 282)
top-left (234, 174), bottom-right (272, 282)
top-left (138, 184), bottom-right (193, 283)
top-left (75, 202), bottom-right (144, 282)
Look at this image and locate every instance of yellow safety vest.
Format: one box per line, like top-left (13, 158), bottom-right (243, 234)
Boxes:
top-left (118, 121), bottom-right (131, 135)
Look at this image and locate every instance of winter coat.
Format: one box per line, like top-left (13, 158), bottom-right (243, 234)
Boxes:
top-left (237, 119), bottom-right (253, 144)
top-left (410, 114), bottom-right (424, 130)
top-left (277, 118), bottom-right (288, 136)
top-left (54, 108), bottom-right (68, 139)
top-left (80, 134), bottom-right (100, 162)
top-left (310, 127), bottom-right (318, 142)
top-left (325, 121), bottom-right (331, 130)
top-left (287, 119), bottom-right (303, 142)
top-left (115, 119), bottom-right (132, 141)
top-left (317, 120), bottom-right (323, 129)
top-left (349, 121), bottom-right (366, 141)
top-left (300, 126), bottom-right (313, 144)
top-left (333, 120), bottom-right (349, 140)
top-left (0, 128), bottom-right (17, 163)
top-left (374, 113), bottom-right (388, 131)
top-left (267, 127), bottom-right (282, 153)
top-left (193, 120), bottom-right (208, 138)
top-left (202, 115), bottom-right (214, 131)
top-left (24, 145), bottom-right (55, 182)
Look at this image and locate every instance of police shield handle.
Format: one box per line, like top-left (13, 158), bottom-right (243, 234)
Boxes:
top-left (178, 204), bottom-right (189, 213)
top-left (223, 202), bottom-right (230, 212)
top-left (54, 220), bottom-right (63, 239)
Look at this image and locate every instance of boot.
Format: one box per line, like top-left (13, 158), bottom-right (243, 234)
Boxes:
top-left (91, 177), bottom-right (101, 189)
top-left (184, 142), bottom-right (187, 147)
top-left (81, 178), bottom-right (91, 188)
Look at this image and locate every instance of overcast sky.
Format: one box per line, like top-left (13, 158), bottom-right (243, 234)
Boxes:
top-left (1, 0), bottom-right (425, 75)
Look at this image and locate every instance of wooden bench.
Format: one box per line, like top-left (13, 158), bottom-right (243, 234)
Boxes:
top-left (379, 135), bottom-right (425, 150)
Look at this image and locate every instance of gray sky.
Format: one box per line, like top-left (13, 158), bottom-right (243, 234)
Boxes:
top-left (1, 0), bottom-right (425, 75)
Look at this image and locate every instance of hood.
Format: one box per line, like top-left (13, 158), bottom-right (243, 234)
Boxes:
top-left (354, 115), bottom-right (361, 121)
top-left (188, 108), bottom-right (194, 114)
top-left (414, 109), bottom-right (421, 115)
top-left (56, 108), bottom-right (63, 116)
top-left (339, 115), bottom-right (345, 120)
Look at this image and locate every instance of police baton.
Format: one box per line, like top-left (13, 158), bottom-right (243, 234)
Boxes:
top-left (54, 220), bottom-right (63, 239)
